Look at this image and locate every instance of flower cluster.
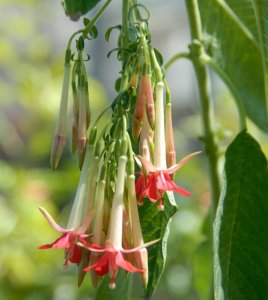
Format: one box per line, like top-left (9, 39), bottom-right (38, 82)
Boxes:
top-left (50, 37), bottom-right (91, 170)
top-left (40, 3), bottom-right (199, 290)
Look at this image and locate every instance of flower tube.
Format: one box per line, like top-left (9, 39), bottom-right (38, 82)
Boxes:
top-left (50, 62), bottom-right (71, 170)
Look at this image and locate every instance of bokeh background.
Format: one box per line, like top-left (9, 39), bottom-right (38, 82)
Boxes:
top-left (1, 0), bottom-right (268, 299)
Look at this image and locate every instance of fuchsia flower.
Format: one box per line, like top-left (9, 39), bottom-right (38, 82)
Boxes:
top-left (80, 155), bottom-right (159, 289)
top-left (38, 207), bottom-right (92, 268)
top-left (83, 241), bottom-right (144, 289)
top-left (136, 152), bottom-right (200, 210)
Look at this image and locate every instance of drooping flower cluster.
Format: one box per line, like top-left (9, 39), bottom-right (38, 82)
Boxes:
top-left (50, 37), bottom-right (91, 170)
top-left (40, 2), bottom-right (199, 290)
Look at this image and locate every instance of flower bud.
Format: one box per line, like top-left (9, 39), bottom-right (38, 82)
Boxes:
top-left (127, 175), bottom-right (148, 287)
top-left (50, 134), bottom-right (66, 170)
top-left (129, 70), bottom-right (139, 88)
top-left (72, 81), bottom-right (79, 128)
top-left (139, 104), bottom-right (152, 162)
top-left (77, 82), bottom-right (88, 169)
top-left (132, 76), bottom-right (145, 140)
top-left (144, 75), bottom-right (155, 129)
top-left (85, 81), bottom-right (91, 128)
top-left (154, 81), bottom-right (166, 169)
top-left (50, 63), bottom-right (71, 169)
top-left (165, 103), bottom-right (176, 169)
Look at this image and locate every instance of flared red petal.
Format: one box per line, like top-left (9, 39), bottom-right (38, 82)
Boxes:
top-left (84, 252), bottom-right (110, 275)
top-left (162, 172), bottom-right (191, 196)
top-left (38, 233), bottom-right (71, 249)
top-left (115, 251), bottom-right (144, 273)
top-left (135, 173), bottom-right (146, 195)
top-left (147, 175), bottom-right (161, 201)
top-left (67, 245), bottom-right (82, 264)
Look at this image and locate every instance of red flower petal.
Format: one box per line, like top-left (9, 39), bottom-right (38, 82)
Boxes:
top-left (146, 174), bottom-right (161, 201)
top-left (115, 251), bottom-right (144, 273)
top-left (135, 173), bottom-right (145, 195)
top-left (68, 245), bottom-right (82, 264)
top-left (38, 233), bottom-right (71, 249)
top-left (162, 172), bottom-right (191, 196)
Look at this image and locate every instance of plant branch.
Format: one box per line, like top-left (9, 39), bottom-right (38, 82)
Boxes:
top-left (200, 53), bottom-right (247, 131)
top-left (185, 0), bottom-right (220, 217)
top-left (164, 52), bottom-right (190, 70)
top-left (67, 0), bottom-right (112, 50)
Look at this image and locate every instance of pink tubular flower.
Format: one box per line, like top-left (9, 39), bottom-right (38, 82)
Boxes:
top-left (83, 241), bottom-right (144, 289)
top-left (81, 155), bottom-right (159, 289)
top-left (136, 152), bottom-right (201, 210)
top-left (82, 239), bottom-right (158, 289)
top-left (38, 207), bottom-right (92, 268)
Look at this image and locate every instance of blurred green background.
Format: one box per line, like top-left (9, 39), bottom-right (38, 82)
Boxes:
top-left (1, 1), bottom-right (267, 299)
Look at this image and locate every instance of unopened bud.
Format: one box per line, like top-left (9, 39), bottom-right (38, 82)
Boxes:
top-left (72, 81), bottom-right (79, 128)
top-left (129, 71), bottom-right (139, 88)
top-left (165, 103), bottom-right (176, 169)
top-left (50, 134), bottom-right (66, 170)
top-left (77, 84), bottom-right (88, 168)
top-left (51, 63), bottom-right (71, 169)
top-left (85, 81), bottom-right (91, 128)
top-left (132, 75), bottom-right (145, 140)
top-left (144, 75), bottom-right (155, 129)
top-left (132, 118), bottom-right (142, 141)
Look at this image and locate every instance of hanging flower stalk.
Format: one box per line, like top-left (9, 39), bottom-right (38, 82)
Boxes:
top-left (134, 37), bottom-right (200, 210)
top-left (40, 0), bottom-right (200, 293)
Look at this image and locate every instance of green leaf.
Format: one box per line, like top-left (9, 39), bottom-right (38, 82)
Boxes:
top-left (199, 0), bottom-right (268, 132)
top-left (61, 0), bottom-right (102, 21)
top-left (139, 192), bottom-right (177, 299)
top-left (105, 25), bottom-right (122, 42)
top-left (224, 0), bottom-right (268, 114)
top-left (153, 48), bottom-right (164, 67)
top-left (214, 131), bottom-right (268, 299)
top-left (114, 77), bottom-right (121, 93)
top-left (96, 269), bottom-right (130, 300)
top-left (128, 23), bottom-right (139, 42)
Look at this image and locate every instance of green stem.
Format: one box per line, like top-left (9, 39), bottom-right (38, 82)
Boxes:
top-left (163, 79), bottom-right (171, 104)
top-left (185, 0), bottom-right (220, 216)
top-left (122, 0), bottom-right (129, 45)
top-left (67, 0), bottom-right (112, 49)
top-left (120, 0), bottom-right (130, 91)
top-left (200, 53), bottom-right (247, 131)
top-left (164, 52), bottom-right (191, 70)
top-left (185, 1), bottom-right (220, 299)
top-left (149, 45), bottom-right (162, 82)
